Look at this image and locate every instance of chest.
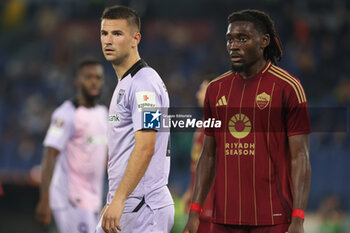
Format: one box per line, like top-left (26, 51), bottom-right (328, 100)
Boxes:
top-left (109, 78), bottom-right (133, 126)
top-left (73, 108), bottom-right (107, 143)
top-left (210, 77), bottom-right (286, 130)
top-left (216, 77), bottom-right (283, 108)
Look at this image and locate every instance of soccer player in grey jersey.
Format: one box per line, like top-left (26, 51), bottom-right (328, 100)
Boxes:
top-left (95, 5), bottom-right (174, 233)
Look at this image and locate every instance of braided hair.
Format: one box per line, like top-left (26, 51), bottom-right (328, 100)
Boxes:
top-left (228, 9), bottom-right (282, 64)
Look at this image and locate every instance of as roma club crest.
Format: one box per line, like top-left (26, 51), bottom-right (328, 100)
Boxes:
top-left (256, 92), bottom-right (271, 110)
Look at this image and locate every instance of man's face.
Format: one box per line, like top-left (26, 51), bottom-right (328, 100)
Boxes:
top-left (100, 19), bottom-right (137, 65)
top-left (226, 21), bottom-right (267, 72)
top-left (76, 64), bottom-right (104, 100)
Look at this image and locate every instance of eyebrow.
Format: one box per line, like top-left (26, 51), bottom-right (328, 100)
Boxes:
top-left (226, 32), bottom-right (249, 38)
top-left (101, 29), bottom-right (124, 34)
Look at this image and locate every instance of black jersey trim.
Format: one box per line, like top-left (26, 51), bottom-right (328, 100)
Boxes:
top-left (132, 196), bottom-right (145, 212)
top-left (120, 59), bottom-right (148, 81)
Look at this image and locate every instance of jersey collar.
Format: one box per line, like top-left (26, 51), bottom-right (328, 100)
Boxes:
top-left (236, 61), bottom-right (271, 82)
top-left (120, 59), bottom-right (148, 81)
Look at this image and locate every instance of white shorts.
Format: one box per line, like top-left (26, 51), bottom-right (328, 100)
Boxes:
top-left (95, 204), bottom-right (174, 233)
top-left (52, 202), bottom-right (99, 233)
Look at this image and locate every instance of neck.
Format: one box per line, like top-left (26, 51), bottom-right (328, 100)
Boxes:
top-left (77, 92), bottom-right (96, 108)
top-left (239, 58), bottom-right (267, 79)
top-left (112, 51), bottom-right (141, 79)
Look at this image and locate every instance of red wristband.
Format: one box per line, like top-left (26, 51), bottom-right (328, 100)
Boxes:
top-left (190, 202), bottom-right (202, 214)
top-left (292, 209), bottom-right (305, 220)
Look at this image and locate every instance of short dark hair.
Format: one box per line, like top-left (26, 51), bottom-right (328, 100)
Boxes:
top-left (101, 5), bottom-right (140, 32)
top-left (228, 9), bottom-right (282, 64)
top-left (77, 58), bottom-right (102, 74)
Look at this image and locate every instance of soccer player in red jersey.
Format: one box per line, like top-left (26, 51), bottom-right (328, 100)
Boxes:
top-left (183, 80), bottom-right (214, 233)
top-left (184, 10), bottom-right (311, 233)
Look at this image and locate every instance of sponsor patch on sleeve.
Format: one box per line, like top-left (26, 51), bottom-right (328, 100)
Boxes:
top-left (47, 118), bottom-right (64, 137)
top-left (135, 91), bottom-right (156, 112)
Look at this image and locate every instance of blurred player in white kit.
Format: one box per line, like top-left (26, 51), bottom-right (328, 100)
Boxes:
top-left (36, 59), bottom-right (108, 233)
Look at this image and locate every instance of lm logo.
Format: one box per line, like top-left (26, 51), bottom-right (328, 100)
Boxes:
top-left (143, 110), bottom-right (161, 129)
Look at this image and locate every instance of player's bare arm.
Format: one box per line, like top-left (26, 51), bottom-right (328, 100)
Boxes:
top-left (288, 134), bottom-right (311, 233)
top-left (183, 135), bottom-right (216, 233)
top-left (102, 129), bottom-right (156, 232)
top-left (35, 147), bottom-right (60, 226)
top-left (182, 187), bottom-right (192, 214)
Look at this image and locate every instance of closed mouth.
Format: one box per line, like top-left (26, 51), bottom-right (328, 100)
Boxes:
top-left (104, 47), bottom-right (115, 53)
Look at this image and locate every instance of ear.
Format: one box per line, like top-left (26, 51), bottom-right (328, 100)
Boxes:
top-left (131, 32), bottom-right (141, 48)
top-left (261, 33), bottom-right (270, 49)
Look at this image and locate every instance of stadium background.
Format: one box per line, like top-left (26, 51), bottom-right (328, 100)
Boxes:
top-left (0, 0), bottom-right (350, 232)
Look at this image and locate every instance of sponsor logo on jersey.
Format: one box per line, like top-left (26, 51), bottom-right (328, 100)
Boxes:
top-left (228, 113), bottom-right (251, 139)
top-left (47, 118), bottom-right (65, 137)
top-left (225, 142), bottom-right (255, 156)
top-left (226, 114), bottom-right (255, 156)
top-left (136, 91), bottom-right (156, 112)
top-left (109, 113), bottom-right (120, 123)
top-left (216, 95), bottom-right (227, 106)
top-left (87, 135), bottom-right (108, 145)
top-left (53, 118), bottom-right (64, 128)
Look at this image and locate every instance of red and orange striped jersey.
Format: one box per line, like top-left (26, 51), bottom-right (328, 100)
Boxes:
top-left (204, 61), bottom-right (311, 226)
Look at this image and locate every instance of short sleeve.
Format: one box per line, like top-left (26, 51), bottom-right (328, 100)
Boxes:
top-left (43, 107), bottom-right (74, 152)
top-left (284, 83), bottom-right (311, 136)
top-left (129, 78), bottom-right (164, 132)
top-left (204, 85), bottom-right (214, 136)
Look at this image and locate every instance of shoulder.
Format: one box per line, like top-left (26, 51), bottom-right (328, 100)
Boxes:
top-left (52, 100), bottom-right (76, 119)
top-left (207, 70), bottom-right (233, 90)
top-left (130, 66), bottom-right (164, 92)
top-left (266, 64), bottom-right (307, 103)
top-left (96, 104), bottom-right (108, 115)
top-left (49, 100), bottom-right (76, 129)
top-left (266, 64), bottom-right (301, 86)
top-left (133, 66), bottom-right (161, 83)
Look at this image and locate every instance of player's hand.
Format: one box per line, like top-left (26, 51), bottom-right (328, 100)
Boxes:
top-left (98, 204), bottom-right (107, 222)
top-left (287, 217), bottom-right (304, 233)
top-left (101, 198), bottom-right (125, 233)
top-left (35, 199), bottom-right (52, 226)
top-left (183, 211), bottom-right (200, 233)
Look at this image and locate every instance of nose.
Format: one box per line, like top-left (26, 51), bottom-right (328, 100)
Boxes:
top-left (91, 76), bottom-right (101, 85)
top-left (102, 33), bottom-right (113, 45)
top-left (228, 40), bottom-right (239, 51)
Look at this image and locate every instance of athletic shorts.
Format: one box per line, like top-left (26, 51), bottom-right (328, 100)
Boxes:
top-left (52, 203), bottom-right (99, 233)
top-left (94, 204), bottom-right (174, 233)
top-left (210, 223), bottom-right (290, 233)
